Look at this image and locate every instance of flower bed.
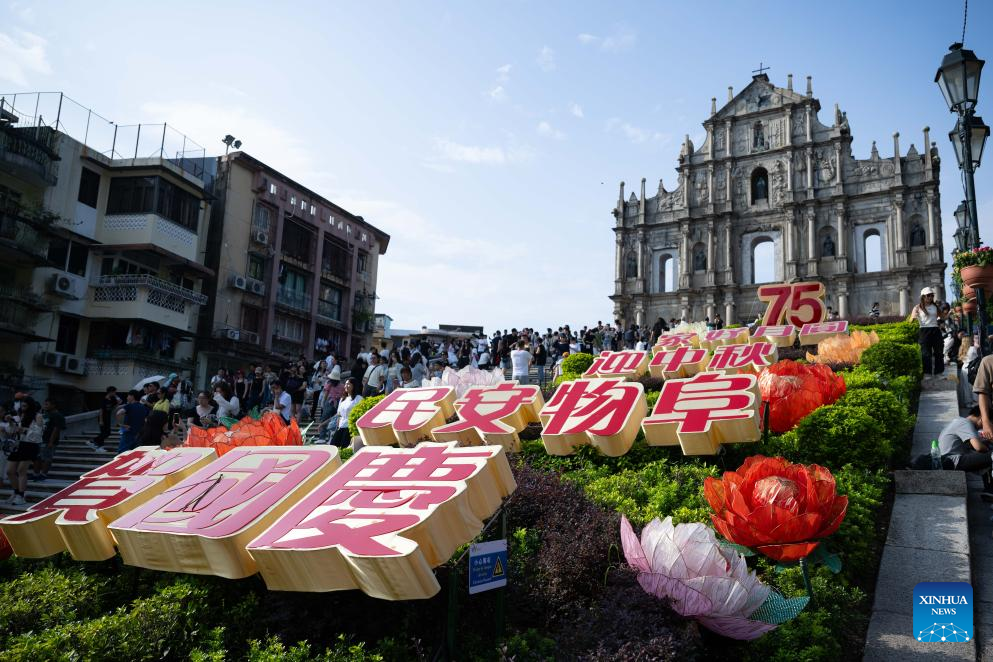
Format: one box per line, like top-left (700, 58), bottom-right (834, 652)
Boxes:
top-left (0, 322), bottom-right (921, 661)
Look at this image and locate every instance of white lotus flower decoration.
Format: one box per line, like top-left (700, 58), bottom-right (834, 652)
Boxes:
top-left (671, 321), bottom-right (709, 336)
top-left (421, 365), bottom-right (505, 398)
top-left (620, 516), bottom-right (777, 640)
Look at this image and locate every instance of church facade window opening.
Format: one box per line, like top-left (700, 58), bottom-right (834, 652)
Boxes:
top-left (750, 167), bottom-right (769, 203)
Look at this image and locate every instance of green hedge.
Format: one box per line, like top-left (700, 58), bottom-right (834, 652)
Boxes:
top-left (859, 341), bottom-right (923, 382)
top-left (348, 394), bottom-right (385, 438)
top-left (560, 352), bottom-right (594, 376)
top-left (851, 320), bottom-right (918, 345)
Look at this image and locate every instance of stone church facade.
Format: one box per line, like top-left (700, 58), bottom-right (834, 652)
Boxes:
top-left (611, 73), bottom-right (946, 326)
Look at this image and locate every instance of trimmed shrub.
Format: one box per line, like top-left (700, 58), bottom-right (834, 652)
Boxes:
top-left (832, 464), bottom-right (890, 581)
top-left (783, 404), bottom-right (893, 469)
top-left (646, 390), bottom-right (660, 410)
top-left (852, 320), bottom-right (918, 345)
top-left (840, 366), bottom-right (884, 392)
top-left (348, 394), bottom-right (385, 437)
top-left (560, 352), bottom-right (594, 376)
top-left (576, 459), bottom-right (718, 527)
top-left (0, 566), bottom-right (108, 647)
top-left (837, 388), bottom-right (914, 449)
top-left (860, 341), bottom-right (922, 382)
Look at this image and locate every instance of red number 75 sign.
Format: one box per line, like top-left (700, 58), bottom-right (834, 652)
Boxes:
top-left (757, 281), bottom-right (827, 327)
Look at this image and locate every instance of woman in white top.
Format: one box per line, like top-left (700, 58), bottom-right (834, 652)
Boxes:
top-left (385, 352), bottom-right (402, 394)
top-left (910, 286), bottom-right (946, 378)
top-left (331, 378), bottom-right (363, 448)
top-left (213, 382), bottom-right (241, 419)
top-left (510, 340), bottom-right (533, 385)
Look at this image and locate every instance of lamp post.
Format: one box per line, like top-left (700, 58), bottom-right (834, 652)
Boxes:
top-left (938, 42), bottom-right (988, 355)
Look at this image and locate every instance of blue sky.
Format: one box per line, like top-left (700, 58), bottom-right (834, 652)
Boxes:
top-left (1, 0), bottom-right (990, 331)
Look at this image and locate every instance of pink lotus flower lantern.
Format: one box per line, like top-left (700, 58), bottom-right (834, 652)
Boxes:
top-left (422, 365), bottom-right (505, 398)
top-left (620, 515), bottom-right (777, 640)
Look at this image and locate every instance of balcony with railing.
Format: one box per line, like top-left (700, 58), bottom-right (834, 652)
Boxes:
top-left (89, 274), bottom-right (207, 331)
top-left (0, 122), bottom-right (60, 187)
top-left (101, 212), bottom-right (199, 262)
top-left (0, 202), bottom-right (50, 264)
top-left (275, 287), bottom-right (312, 314)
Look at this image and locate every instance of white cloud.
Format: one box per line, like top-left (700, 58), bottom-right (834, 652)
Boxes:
top-left (0, 29), bottom-right (51, 86)
top-left (576, 27), bottom-right (637, 52)
top-left (430, 137), bottom-right (534, 165)
top-left (10, 2), bottom-right (35, 23)
top-left (496, 63), bottom-right (512, 83)
top-left (140, 100), bottom-right (337, 193)
top-left (605, 117), bottom-right (669, 145)
top-left (537, 45), bottom-right (556, 72)
top-left (487, 84), bottom-right (507, 102)
top-left (569, 103), bottom-right (584, 118)
top-left (537, 120), bottom-right (565, 140)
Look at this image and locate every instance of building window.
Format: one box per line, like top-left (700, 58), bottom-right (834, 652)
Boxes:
top-left (361, 232), bottom-right (368, 243)
top-left (281, 221), bottom-right (314, 263)
top-left (310, 204), bottom-right (316, 216)
top-left (321, 239), bottom-right (351, 279)
top-left (300, 199), bottom-right (306, 211)
top-left (624, 253), bottom-right (637, 279)
top-left (357, 252), bottom-right (368, 274)
top-left (253, 203), bottom-right (272, 232)
top-left (100, 256), bottom-right (153, 276)
top-left (290, 195), bottom-right (296, 207)
top-left (247, 254), bottom-right (265, 281)
top-left (319, 284), bottom-right (342, 321)
top-left (274, 314), bottom-right (305, 341)
top-left (242, 306), bottom-right (261, 333)
top-left (47, 237), bottom-right (89, 277)
top-left (77, 168), bottom-right (100, 208)
top-left (107, 176), bottom-right (200, 231)
top-left (269, 183), bottom-right (277, 195)
top-left (55, 315), bottom-right (80, 354)
top-left (750, 168), bottom-right (769, 203)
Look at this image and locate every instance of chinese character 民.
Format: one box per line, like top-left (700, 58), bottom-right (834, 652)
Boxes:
top-left (356, 387), bottom-right (456, 447)
top-left (539, 378), bottom-right (646, 457)
top-left (431, 382), bottom-right (544, 451)
top-left (642, 372), bottom-right (761, 455)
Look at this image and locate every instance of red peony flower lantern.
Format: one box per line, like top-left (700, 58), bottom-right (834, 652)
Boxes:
top-left (705, 455), bottom-right (848, 562)
top-left (185, 411), bottom-right (303, 456)
top-left (757, 360), bottom-right (845, 433)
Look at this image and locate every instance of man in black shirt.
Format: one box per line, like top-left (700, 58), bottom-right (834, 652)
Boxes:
top-left (88, 386), bottom-right (120, 454)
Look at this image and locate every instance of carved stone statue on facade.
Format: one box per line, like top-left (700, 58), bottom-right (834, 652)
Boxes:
top-left (693, 246), bottom-right (707, 272)
top-left (793, 111), bottom-right (806, 138)
top-left (910, 224), bottom-right (926, 247)
top-left (822, 235), bottom-right (835, 257)
top-left (816, 150), bottom-right (835, 185)
top-left (752, 122), bottom-right (766, 151)
top-left (715, 169), bottom-right (726, 201)
top-left (772, 160), bottom-right (787, 205)
top-left (625, 253), bottom-right (637, 279)
top-left (695, 174), bottom-right (709, 205)
top-left (714, 129), bottom-right (725, 150)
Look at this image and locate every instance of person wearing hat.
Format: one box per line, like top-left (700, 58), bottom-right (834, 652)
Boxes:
top-left (910, 286), bottom-right (946, 379)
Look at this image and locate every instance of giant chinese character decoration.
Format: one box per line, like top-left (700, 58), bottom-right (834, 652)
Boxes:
top-left (109, 446), bottom-right (340, 578)
top-left (750, 325), bottom-right (798, 348)
top-left (246, 442), bottom-right (515, 600)
top-left (583, 351), bottom-right (650, 379)
top-left (642, 372), bottom-right (761, 455)
top-left (798, 321), bottom-right (849, 345)
top-left (357, 387), bottom-right (456, 447)
top-left (539, 378), bottom-right (646, 456)
top-left (757, 281), bottom-right (827, 327)
top-left (707, 343), bottom-right (778, 374)
top-left (0, 447), bottom-right (217, 561)
top-left (699, 328), bottom-right (750, 351)
top-left (649, 346), bottom-right (709, 379)
top-left (431, 382), bottom-right (544, 451)
top-left (653, 332), bottom-right (699, 351)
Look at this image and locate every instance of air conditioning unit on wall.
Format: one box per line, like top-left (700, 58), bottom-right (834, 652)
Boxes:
top-left (39, 351), bottom-right (66, 369)
top-left (253, 229), bottom-right (269, 245)
top-left (225, 328), bottom-right (241, 341)
top-left (62, 355), bottom-right (86, 375)
top-left (51, 273), bottom-right (83, 299)
top-left (248, 279), bottom-right (266, 296)
top-left (229, 274), bottom-right (247, 290)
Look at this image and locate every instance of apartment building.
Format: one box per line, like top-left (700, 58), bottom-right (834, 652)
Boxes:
top-left (0, 92), bottom-right (212, 411)
top-left (197, 151), bottom-right (389, 381)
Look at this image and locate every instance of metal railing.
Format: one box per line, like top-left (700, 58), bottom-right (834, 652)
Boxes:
top-left (95, 274), bottom-right (208, 305)
top-left (0, 124), bottom-right (59, 184)
top-left (317, 299), bottom-right (342, 321)
top-left (276, 287), bottom-right (311, 311)
top-left (0, 92), bottom-right (209, 182)
top-left (0, 210), bottom-right (48, 259)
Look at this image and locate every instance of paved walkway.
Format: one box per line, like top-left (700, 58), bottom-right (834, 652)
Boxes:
top-left (864, 381), bottom-right (976, 661)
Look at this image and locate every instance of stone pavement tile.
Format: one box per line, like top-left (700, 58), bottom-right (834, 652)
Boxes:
top-left (896, 470), bottom-right (967, 496)
top-left (864, 609), bottom-right (975, 661)
top-left (872, 545), bottom-right (970, 617)
top-left (885, 495), bottom-right (968, 553)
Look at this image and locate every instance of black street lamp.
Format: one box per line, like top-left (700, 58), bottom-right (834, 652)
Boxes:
top-left (954, 202), bottom-right (970, 250)
top-left (936, 43), bottom-right (986, 250)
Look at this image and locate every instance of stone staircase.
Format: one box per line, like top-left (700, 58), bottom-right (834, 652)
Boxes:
top-left (0, 427), bottom-right (115, 517)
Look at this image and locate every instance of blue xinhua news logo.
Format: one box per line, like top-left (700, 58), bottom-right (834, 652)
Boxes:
top-left (913, 582), bottom-right (973, 643)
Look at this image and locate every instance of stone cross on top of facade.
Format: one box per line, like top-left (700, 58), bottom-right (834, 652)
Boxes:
top-left (752, 62), bottom-right (770, 77)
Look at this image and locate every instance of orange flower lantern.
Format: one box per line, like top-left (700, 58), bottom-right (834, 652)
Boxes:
top-left (705, 455), bottom-right (848, 562)
top-left (805, 329), bottom-right (879, 366)
top-left (185, 411), bottom-right (303, 456)
top-left (757, 360), bottom-right (845, 433)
